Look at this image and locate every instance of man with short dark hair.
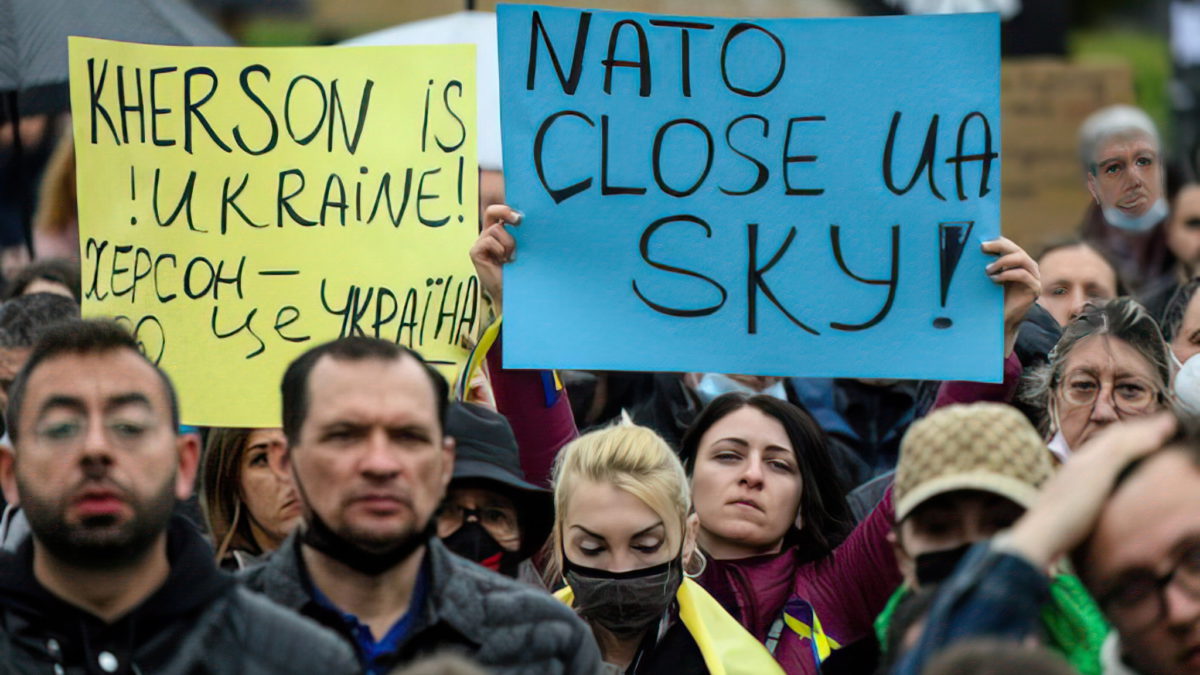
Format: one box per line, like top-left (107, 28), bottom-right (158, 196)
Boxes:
top-left (244, 337), bottom-right (600, 675)
top-left (0, 292), bottom-right (79, 531)
top-left (0, 292), bottom-right (78, 413)
top-left (0, 319), bottom-right (357, 674)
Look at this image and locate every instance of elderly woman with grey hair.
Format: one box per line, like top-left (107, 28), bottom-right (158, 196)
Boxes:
top-left (1021, 297), bottom-right (1173, 462)
top-left (1078, 105), bottom-right (1174, 294)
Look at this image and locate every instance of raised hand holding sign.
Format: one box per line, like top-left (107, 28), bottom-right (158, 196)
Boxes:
top-left (497, 7), bottom-right (1004, 382)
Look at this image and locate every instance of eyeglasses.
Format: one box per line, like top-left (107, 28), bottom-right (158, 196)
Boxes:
top-left (1098, 541), bottom-right (1200, 632)
top-left (436, 501), bottom-right (519, 542)
top-left (1057, 374), bottom-right (1160, 416)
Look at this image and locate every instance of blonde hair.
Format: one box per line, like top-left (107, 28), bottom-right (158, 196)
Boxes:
top-left (546, 419), bottom-right (690, 582)
top-left (33, 132), bottom-right (76, 237)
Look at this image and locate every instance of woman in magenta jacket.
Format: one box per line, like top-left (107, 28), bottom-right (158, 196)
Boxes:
top-left (681, 392), bottom-right (897, 674)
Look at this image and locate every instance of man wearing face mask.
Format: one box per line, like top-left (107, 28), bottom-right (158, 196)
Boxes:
top-left (242, 337), bottom-right (600, 675)
top-left (876, 404), bottom-right (1109, 674)
top-left (625, 372), bottom-right (792, 450)
top-left (437, 402), bottom-right (552, 586)
top-left (690, 373), bottom-right (789, 403)
top-left (1079, 104), bottom-right (1175, 295)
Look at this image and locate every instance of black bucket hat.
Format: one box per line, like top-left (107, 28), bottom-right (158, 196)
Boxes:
top-left (445, 402), bottom-right (553, 561)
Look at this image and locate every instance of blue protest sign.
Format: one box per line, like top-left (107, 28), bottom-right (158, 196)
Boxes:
top-left (497, 6), bottom-right (1002, 382)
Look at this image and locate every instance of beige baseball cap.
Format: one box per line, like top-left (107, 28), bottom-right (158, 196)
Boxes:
top-left (895, 403), bottom-right (1054, 522)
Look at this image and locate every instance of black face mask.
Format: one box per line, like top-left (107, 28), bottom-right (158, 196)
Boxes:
top-left (915, 543), bottom-right (973, 587)
top-left (442, 521), bottom-right (521, 577)
top-left (291, 464), bottom-right (433, 576)
top-left (301, 508), bottom-right (434, 577)
top-left (564, 556), bottom-right (683, 638)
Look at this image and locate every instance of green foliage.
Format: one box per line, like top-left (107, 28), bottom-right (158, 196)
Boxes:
top-left (237, 18), bottom-right (320, 47)
top-left (1069, 28), bottom-right (1172, 143)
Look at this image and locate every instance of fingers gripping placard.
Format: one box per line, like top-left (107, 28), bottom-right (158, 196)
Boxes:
top-left (498, 8), bottom-right (1002, 382)
top-left (70, 38), bottom-right (479, 426)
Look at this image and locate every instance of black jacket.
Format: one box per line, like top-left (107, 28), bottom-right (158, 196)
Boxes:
top-left (241, 534), bottom-right (602, 675)
top-left (0, 515), bottom-right (358, 675)
top-left (627, 617), bottom-right (706, 674)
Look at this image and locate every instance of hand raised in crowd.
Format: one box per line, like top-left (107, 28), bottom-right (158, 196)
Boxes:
top-left (983, 237), bottom-right (1041, 358)
top-left (1006, 412), bottom-right (1176, 569)
top-left (470, 204), bottom-right (521, 315)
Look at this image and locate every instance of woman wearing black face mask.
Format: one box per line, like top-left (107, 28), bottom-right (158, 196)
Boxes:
top-left (548, 420), bottom-right (784, 674)
top-left (436, 402), bottom-right (553, 586)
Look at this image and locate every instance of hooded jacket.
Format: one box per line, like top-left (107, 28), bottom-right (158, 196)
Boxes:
top-left (0, 515), bottom-right (358, 675)
top-left (874, 573), bottom-right (1108, 675)
top-left (1101, 633), bottom-right (1142, 675)
top-left (241, 533), bottom-right (601, 675)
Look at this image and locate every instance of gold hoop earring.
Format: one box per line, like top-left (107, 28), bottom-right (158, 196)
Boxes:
top-left (684, 550), bottom-right (708, 579)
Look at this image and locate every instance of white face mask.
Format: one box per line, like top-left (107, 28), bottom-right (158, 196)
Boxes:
top-left (1174, 354), bottom-right (1200, 419)
top-left (1102, 197), bottom-right (1169, 232)
top-left (694, 373), bottom-right (788, 405)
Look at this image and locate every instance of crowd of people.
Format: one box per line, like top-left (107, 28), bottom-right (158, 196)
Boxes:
top-left (0, 52), bottom-right (1196, 675)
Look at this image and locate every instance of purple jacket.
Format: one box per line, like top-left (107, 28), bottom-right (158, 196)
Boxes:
top-left (486, 330), bottom-right (578, 488)
top-left (696, 488), bottom-right (900, 675)
top-left (486, 332), bottom-right (899, 674)
top-left (932, 351), bottom-right (1023, 410)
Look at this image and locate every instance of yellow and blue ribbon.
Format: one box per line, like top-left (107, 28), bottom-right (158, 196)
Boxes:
top-left (454, 317), bottom-right (502, 401)
top-left (454, 316), bottom-right (563, 407)
top-left (766, 598), bottom-right (842, 667)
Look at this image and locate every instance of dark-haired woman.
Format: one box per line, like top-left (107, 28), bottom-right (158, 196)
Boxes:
top-left (683, 393), bottom-right (899, 674)
top-left (200, 427), bottom-right (301, 570)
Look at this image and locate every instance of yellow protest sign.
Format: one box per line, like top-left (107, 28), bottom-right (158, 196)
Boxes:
top-left (69, 37), bottom-right (479, 427)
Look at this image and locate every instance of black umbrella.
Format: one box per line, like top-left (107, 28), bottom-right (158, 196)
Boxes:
top-left (0, 0), bottom-right (233, 255)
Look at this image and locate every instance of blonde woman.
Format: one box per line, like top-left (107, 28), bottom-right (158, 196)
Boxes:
top-left (32, 130), bottom-right (79, 261)
top-left (549, 421), bottom-right (783, 675)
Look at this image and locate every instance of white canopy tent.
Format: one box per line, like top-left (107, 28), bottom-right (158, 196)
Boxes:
top-left (343, 11), bottom-right (504, 171)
